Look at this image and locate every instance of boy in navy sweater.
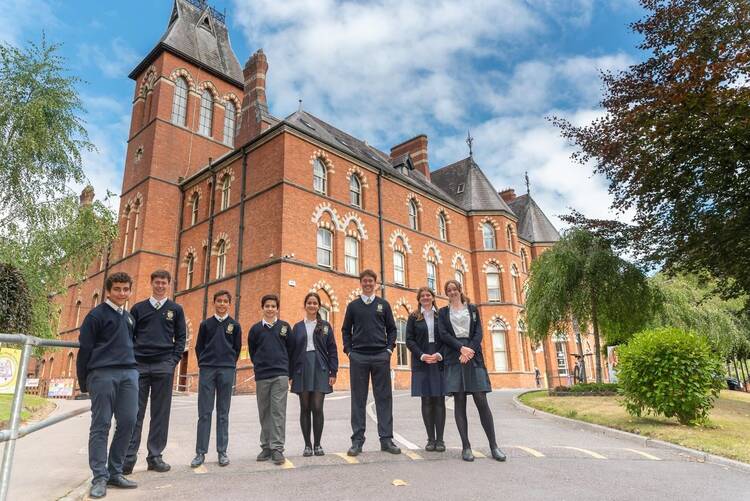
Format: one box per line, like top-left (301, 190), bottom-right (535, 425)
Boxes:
top-left (247, 294), bottom-right (294, 465)
top-left (342, 269), bottom-right (400, 456)
top-left (77, 272), bottom-right (139, 499)
top-left (125, 269), bottom-right (186, 474)
top-left (190, 290), bottom-right (242, 468)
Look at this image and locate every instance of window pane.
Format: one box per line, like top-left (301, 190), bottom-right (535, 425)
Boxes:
top-left (439, 214), bottom-right (447, 240)
top-left (427, 262), bottom-right (436, 290)
top-left (556, 342), bottom-right (568, 376)
top-left (345, 237), bottom-right (358, 275)
top-left (397, 319), bottom-right (408, 366)
top-left (223, 101), bottom-right (236, 146)
top-left (317, 229), bottom-right (332, 267)
top-left (483, 224), bottom-right (495, 249)
top-left (487, 273), bottom-right (500, 301)
top-left (492, 328), bottom-right (508, 371)
top-left (171, 78), bottom-right (188, 126)
top-left (313, 160), bottom-right (326, 194)
top-left (455, 269), bottom-right (464, 286)
top-left (320, 306), bottom-right (330, 322)
top-left (199, 90), bottom-right (213, 136)
top-left (393, 251), bottom-right (405, 285)
top-left (350, 176), bottom-right (361, 206)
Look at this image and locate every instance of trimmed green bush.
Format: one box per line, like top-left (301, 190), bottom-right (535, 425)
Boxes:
top-left (618, 327), bottom-right (723, 425)
top-left (568, 382), bottom-right (619, 393)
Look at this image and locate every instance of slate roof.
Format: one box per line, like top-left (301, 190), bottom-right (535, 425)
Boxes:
top-left (129, 0), bottom-right (243, 86)
top-left (508, 194), bottom-right (561, 243)
top-left (430, 157), bottom-right (514, 215)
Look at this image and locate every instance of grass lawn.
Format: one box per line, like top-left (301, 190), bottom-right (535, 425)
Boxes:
top-left (0, 394), bottom-right (56, 429)
top-left (519, 390), bottom-right (750, 463)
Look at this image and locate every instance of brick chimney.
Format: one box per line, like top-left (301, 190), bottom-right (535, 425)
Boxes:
top-left (79, 185), bottom-right (95, 206)
top-left (236, 49), bottom-right (271, 146)
top-left (390, 135), bottom-right (429, 181)
top-left (499, 188), bottom-right (516, 203)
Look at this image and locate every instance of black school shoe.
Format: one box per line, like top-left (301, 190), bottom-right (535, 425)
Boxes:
top-left (380, 439), bottom-right (401, 454)
top-left (462, 448), bottom-right (475, 462)
top-left (147, 457), bottom-right (171, 472)
top-left (190, 454), bottom-right (205, 468)
top-left (303, 445), bottom-right (313, 457)
top-left (434, 440), bottom-right (446, 452)
top-left (89, 480), bottom-right (107, 499)
top-left (491, 447), bottom-right (507, 462)
top-left (314, 445), bottom-right (325, 456)
top-left (347, 442), bottom-right (362, 456)
top-left (218, 452), bottom-right (230, 466)
top-left (272, 450), bottom-right (286, 465)
top-left (107, 474), bottom-right (138, 489)
top-left (256, 448), bottom-right (272, 461)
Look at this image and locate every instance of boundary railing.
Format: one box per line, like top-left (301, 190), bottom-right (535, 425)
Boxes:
top-left (0, 334), bottom-right (89, 501)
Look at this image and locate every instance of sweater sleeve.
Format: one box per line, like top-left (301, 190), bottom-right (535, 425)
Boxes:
top-left (341, 304), bottom-right (353, 355)
top-left (76, 312), bottom-right (98, 392)
top-left (194, 321), bottom-right (207, 365)
top-left (233, 322), bottom-right (243, 363)
top-left (468, 305), bottom-right (483, 352)
top-left (438, 308), bottom-right (462, 352)
top-left (405, 315), bottom-right (422, 358)
top-left (326, 322), bottom-right (339, 376)
top-left (247, 325), bottom-right (257, 363)
top-left (172, 305), bottom-right (187, 364)
top-left (384, 301), bottom-right (397, 351)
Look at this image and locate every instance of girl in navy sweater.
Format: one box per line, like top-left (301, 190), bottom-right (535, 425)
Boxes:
top-left (289, 292), bottom-right (339, 456)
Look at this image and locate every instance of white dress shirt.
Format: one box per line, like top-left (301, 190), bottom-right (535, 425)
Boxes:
top-left (360, 294), bottom-right (375, 304)
top-left (105, 299), bottom-right (124, 314)
top-left (449, 305), bottom-right (471, 338)
top-left (214, 313), bottom-right (229, 322)
top-left (420, 307), bottom-right (443, 361)
top-left (262, 318), bottom-right (278, 329)
top-left (304, 319), bottom-right (317, 351)
top-left (149, 296), bottom-right (166, 310)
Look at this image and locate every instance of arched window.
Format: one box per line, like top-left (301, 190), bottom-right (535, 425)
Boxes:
top-left (396, 318), bottom-right (409, 367)
top-left (75, 300), bottom-right (82, 327)
top-left (190, 193), bottom-right (200, 225)
top-left (199, 89), bottom-right (214, 136)
top-left (122, 206), bottom-right (132, 258)
top-left (520, 248), bottom-right (529, 273)
top-left (66, 352), bottom-right (74, 377)
top-left (438, 212), bottom-right (448, 241)
top-left (518, 320), bottom-right (528, 372)
top-left (216, 240), bottom-right (227, 279)
top-left (186, 253), bottom-right (195, 289)
top-left (454, 269), bottom-right (464, 287)
top-left (426, 261), bottom-right (437, 291)
top-left (317, 228), bottom-right (333, 268)
top-left (171, 77), bottom-right (188, 126)
top-left (483, 223), bottom-right (496, 250)
top-left (313, 158), bottom-right (327, 194)
top-left (491, 322), bottom-right (509, 372)
top-left (393, 250), bottom-right (406, 286)
top-left (131, 199), bottom-right (141, 254)
top-left (511, 264), bottom-right (521, 304)
top-left (408, 199), bottom-right (419, 230)
top-left (507, 225), bottom-right (515, 252)
top-left (344, 236), bottom-right (359, 275)
top-left (223, 100), bottom-right (236, 146)
top-left (554, 335), bottom-right (569, 376)
top-left (319, 305), bottom-right (330, 322)
top-left (486, 264), bottom-right (501, 302)
top-left (349, 175), bottom-right (361, 207)
top-left (92, 293), bottom-right (99, 308)
top-left (220, 174), bottom-right (231, 210)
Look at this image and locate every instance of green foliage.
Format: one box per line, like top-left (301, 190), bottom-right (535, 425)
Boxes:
top-left (566, 382), bottom-right (619, 394)
top-left (618, 327), bottom-right (723, 425)
top-left (0, 263), bottom-right (31, 333)
top-left (554, 0), bottom-right (750, 304)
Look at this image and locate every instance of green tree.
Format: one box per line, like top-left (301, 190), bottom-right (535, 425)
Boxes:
top-left (0, 263), bottom-right (31, 333)
top-left (554, 0), bottom-right (750, 302)
top-left (0, 38), bottom-right (116, 338)
top-left (525, 228), bottom-right (656, 383)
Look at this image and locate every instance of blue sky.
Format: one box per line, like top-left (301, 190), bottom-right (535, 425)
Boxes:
top-left (1, 0), bottom-right (647, 226)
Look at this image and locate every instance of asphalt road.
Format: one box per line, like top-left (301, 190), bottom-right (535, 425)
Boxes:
top-left (7, 390), bottom-right (750, 500)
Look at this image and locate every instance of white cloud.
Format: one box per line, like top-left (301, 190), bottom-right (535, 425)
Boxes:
top-left (77, 37), bottom-right (139, 79)
top-left (0, 0), bottom-right (57, 46)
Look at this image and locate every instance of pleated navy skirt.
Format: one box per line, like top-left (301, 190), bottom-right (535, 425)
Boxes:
top-left (411, 342), bottom-right (446, 397)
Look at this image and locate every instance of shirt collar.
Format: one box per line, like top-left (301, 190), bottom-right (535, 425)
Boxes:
top-left (214, 313), bottom-right (229, 322)
top-left (262, 318), bottom-right (278, 328)
top-left (150, 296), bottom-right (167, 308)
top-left (421, 306), bottom-right (437, 315)
top-left (105, 299), bottom-right (124, 314)
top-left (360, 294), bottom-right (376, 304)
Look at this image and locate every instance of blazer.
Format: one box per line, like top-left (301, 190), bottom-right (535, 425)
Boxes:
top-left (289, 320), bottom-right (339, 386)
top-left (405, 312), bottom-right (444, 371)
top-left (437, 303), bottom-right (485, 367)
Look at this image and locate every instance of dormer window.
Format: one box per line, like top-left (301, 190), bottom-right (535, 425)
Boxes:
top-left (457, 183), bottom-right (465, 194)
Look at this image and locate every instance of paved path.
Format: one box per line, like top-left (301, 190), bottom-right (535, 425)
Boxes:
top-left (6, 390), bottom-right (750, 500)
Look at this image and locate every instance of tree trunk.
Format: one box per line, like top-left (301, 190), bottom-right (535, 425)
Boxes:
top-left (739, 358), bottom-right (748, 392)
top-left (591, 296), bottom-right (603, 383)
top-left (572, 316), bottom-right (587, 384)
top-left (542, 338), bottom-right (553, 394)
top-left (734, 359), bottom-right (741, 387)
top-left (744, 360), bottom-right (750, 390)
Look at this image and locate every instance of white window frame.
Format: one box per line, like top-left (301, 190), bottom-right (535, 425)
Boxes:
top-left (198, 89), bottom-right (214, 136)
top-left (317, 228), bottom-right (333, 268)
top-left (216, 240), bottom-right (227, 279)
top-left (483, 223), bottom-right (496, 250)
top-left (486, 264), bottom-right (501, 302)
top-left (438, 212), bottom-right (447, 241)
top-left (223, 100), bottom-right (236, 146)
top-left (393, 250), bottom-right (405, 286)
top-left (408, 199), bottom-right (419, 230)
top-left (397, 318), bottom-right (409, 367)
top-left (349, 175), bottom-right (361, 207)
top-left (220, 175), bottom-right (231, 210)
top-left (171, 77), bottom-right (188, 126)
top-left (344, 236), bottom-right (359, 275)
top-left (426, 261), bottom-right (437, 291)
top-left (313, 158), bottom-right (327, 194)
top-left (491, 323), bottom-right (509, 372)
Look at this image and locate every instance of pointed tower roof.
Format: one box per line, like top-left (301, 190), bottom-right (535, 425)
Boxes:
top-left (430, 157), bottom-right (514, 215)
top-left (129, 0), bottom-right (243, 86)
top-left (508, 194), bottom-right (560, 243)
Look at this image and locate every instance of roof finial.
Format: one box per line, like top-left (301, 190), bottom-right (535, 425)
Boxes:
top-left (466, 130), bottom-right (474, 158)
top-left (298, 98), bottom-right (303, 112)
top-left (525, 171), bottom-right (530, 195)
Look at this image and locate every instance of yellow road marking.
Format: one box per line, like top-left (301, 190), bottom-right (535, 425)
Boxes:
top-left (472, 449), bottom-right (486, 458)
top-left (404, 451), bottom-right (423, 460)
top-left (514, 446), bottom-right (545, 458)
top-left (625, 448), bottom-right (661, 461)
top-left (192, 465), bottom-right (208, 474)
top-left (335, 452), bottom-right (359, 464)
top-left (558, 446), bottom-right (607, 459)
top-left (281, 458), bottom-right (295, 469)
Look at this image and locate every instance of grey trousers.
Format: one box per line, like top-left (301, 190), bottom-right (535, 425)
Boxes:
top-left (255, 375), bottom-right (288, 452)
top-left (196, 366), bottom-right (235, 454)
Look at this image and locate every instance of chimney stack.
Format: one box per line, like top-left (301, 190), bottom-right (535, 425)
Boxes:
top-left (499, 188), bottom-right (516, 202)
top-left (390, 135), bottom-right (429, 180)
top-left (79, 185), bottom-right (95, 206)
top-left (236, 49), bottom-right (271, 146)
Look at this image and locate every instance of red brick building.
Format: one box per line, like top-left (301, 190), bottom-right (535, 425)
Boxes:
top-left (44, 0), bottom-right (604, 394)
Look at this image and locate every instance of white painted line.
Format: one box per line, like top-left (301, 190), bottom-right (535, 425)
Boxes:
top-left (625, 448), bottom-right (661, 461)
top-left (366, 400), bottom-right (420, 450)
top-left (558, 446), bottom-right (607, 459)
top-left (513, 445), bottom-right (545, 458)
top-left (335, 452), bottom-right (359, 464)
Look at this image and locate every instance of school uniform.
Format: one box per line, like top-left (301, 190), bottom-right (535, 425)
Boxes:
top-left (437, 303), bottom-right (491, 394)
top-left (341, 295), bottom-right (397, 445)
top-left (248, 319), bottom-right (294, 453)
top-left (77, 300), bottom-right (138, 484)
top-left (194, 314), bottom-right (242, 455)
top-left (289, 319), bottom-right (338, 394)
top-left (405, 308), bottom-right (446, 397)
top-left (125, 297), bottom-right (186, 468)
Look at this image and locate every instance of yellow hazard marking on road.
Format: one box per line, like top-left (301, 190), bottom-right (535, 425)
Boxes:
top-left (192, 465), bottom-right (208, 474)
top-left (404, 450), bottom-right (423, 460)
top-left (625, 448), bottom-right (661, 460)
top-left (514, 446), bottom-right (545, 457)
top-left (558, 446), bottom-right (607, 459)
top-left (335, 452), bottom-right (359, 464)
top-left (392, 479), bottom-right (408, 486)
top-left (282, 458), bottom-right (295, 469)
top-left (472, 449), bottom-right (486, 458)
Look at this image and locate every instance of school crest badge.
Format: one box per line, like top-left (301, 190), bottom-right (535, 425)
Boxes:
top-left (323, 325), bottom-right (329, 336)
top-left (472, 311), bottom-right (477, 322)
top-left (226, 323), bottom-right (234, 334)
top-left (280, 325), bottom-right (288, 337)
top-left (376, 304), bottom-right (383, 313)
top-left (166, 310), bottom-right (174, 321)
top-left (127, 316), bottom-right (134, 326)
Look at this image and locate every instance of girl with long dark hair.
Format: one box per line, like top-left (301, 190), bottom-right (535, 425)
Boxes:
top-left (289, 292), bottom-right (339, 456)
top-left (438, 280), bottom-right (506, 462)
top-left (405, 287), bottom-right (446, 452)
